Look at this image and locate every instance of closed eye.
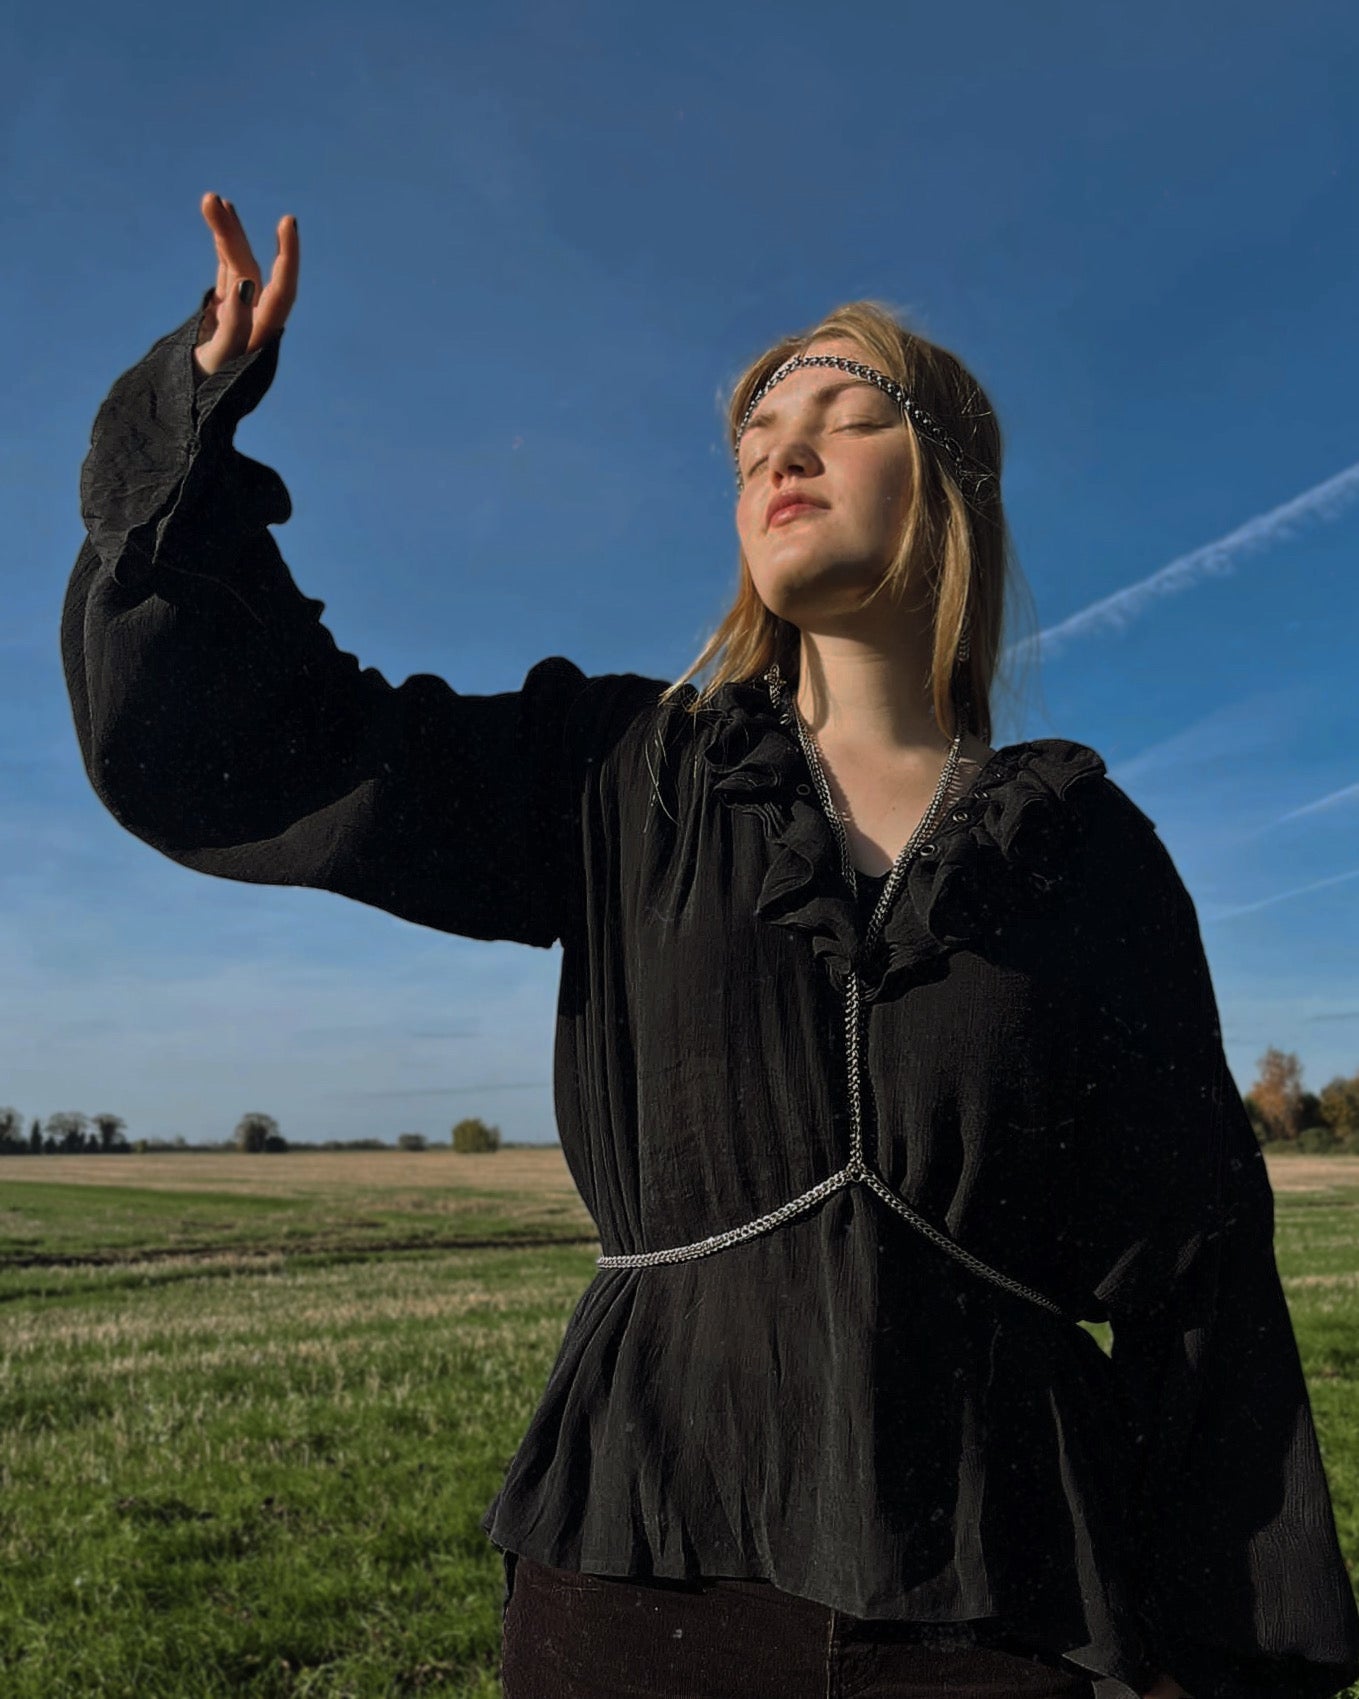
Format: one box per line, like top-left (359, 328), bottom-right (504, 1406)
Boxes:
top-left (744, 421), bottom-right (883, 482)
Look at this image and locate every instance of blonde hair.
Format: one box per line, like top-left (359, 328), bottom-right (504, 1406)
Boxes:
top-left (658, 299), bottom-right (1039, 745)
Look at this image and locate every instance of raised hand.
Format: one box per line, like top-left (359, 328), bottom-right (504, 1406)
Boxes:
top-left (192, 192), bottom-right (299, 384)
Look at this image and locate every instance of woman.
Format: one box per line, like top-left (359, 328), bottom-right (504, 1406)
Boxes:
top-left (63, 196), bottom-right (1359, 1699)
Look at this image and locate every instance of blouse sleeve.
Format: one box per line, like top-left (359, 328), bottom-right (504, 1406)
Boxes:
top-left (1073, 780), bottom-right (1359, 1699)
top-left (63, 297), bottom-right (649, 948)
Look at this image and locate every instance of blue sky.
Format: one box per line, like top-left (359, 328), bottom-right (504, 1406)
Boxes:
top-left (4, 0), bottom-right (1357, 1147)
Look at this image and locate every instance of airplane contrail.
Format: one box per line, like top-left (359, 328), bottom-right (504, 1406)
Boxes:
top-left (1208, 863), bottom-right (1359, 923)
top-left (1010, 459), bottom-right (1359, 664)
top-left (1274, 780), bottom-right (1359, 825)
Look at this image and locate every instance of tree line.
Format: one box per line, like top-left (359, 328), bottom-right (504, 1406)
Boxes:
top-left (9, 1049), bottom-right (1358, 1159)
top-left (0, 1110), bottom-right (505, 1155)
top-left (1244, 1049), bottom-right (1359, 1153)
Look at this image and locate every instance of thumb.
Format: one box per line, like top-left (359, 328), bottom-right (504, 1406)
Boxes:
top-left (193, 277), bottom-right (256, 381)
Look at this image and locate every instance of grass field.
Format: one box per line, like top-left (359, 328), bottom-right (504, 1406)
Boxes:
top-left (1, 1148), bottom-right (1356, 1698)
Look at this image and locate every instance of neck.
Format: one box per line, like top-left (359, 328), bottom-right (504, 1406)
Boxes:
top-left (790, 632), bottom-right (958, 760)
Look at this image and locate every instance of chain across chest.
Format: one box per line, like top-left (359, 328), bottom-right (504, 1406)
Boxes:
top-left (817, 755), bottom-right (983, 880)
top-left (597, 671), bottom-right (1078, 1332)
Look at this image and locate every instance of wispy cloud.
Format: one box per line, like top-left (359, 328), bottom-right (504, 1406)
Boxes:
top-left (0, 913), bottom-right (561, 1145)
top-left (1104, 688), bottom-right (1359, 848)
top-left (1107, 688), bottom-right (1301, 791)
top-left (1019, 460), bottom-right (1359, 664)
top-left (286, 1023), bottom-right (482, 1042)
top-left (1273, 780), bottom-right (1359, 826)
top-left (1018, 466), bottom-right (1359, 865)
top-left (341, 1081), bottom-right (552, 1099)
top-left (1208, 863), bottom-right (1359, 923)
top-left (1230, 772), bottom-right (1359, 842)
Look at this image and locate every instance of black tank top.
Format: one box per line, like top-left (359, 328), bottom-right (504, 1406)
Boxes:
top-left (850, 757), bottom-right (981, 929)
top-left (854, 866), bottom-right (891, 929)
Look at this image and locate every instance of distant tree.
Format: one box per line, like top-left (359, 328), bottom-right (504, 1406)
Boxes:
top-left (1241, 1093), bottom-right (1270, 1146)
top-left (45, 1111), bottom-right (91, 1153)
top-left (1250, 1049), bottom-right (1304, 1144)
top-left (29, 1119), bottom-right (42, 1153)
top-left (231, 1112), bottom-right (284, 1153)
top-left (91, 1113), bottom-right (128, 1153)
top-left (0, 1107), bottom-right (24, 1154)
top-left (1318, 1073), bottom-right (1359, 1141)
top-left (451, 1117), bottom-right (501, 1153)
top-left (396, 1133), bottom-right (428, 1151)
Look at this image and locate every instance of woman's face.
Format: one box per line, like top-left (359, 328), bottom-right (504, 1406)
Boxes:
top-left (734, 337), bottom-right (914, 625)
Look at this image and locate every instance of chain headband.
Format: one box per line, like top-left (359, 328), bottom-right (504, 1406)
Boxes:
top-left (734, 354), bottom-right (995, 499)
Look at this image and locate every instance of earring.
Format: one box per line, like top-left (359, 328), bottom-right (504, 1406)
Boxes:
top-left (954, 616), bottom-right (974, 737)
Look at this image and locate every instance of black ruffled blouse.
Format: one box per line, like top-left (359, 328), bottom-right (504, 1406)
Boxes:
top-left (63, 302), bottom-right (1359, 1699)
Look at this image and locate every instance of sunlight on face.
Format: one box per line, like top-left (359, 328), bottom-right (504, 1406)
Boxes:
top-left (734, 337), bottom-right (914, 625)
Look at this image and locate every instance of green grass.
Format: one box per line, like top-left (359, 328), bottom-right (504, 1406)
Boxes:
top-left (0, 1177), bottom-right (591, 1272)
top-left (0, 1159), bottom-right (1356, 1697)
top-left (1, 1235), bottom-right (592, 1695)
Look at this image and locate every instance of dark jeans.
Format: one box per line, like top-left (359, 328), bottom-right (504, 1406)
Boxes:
top-left (499, 1550), bottom-right (1097, 1698)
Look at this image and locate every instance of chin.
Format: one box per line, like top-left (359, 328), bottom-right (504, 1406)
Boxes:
top-left (753, 559), bottom-right (882, 614)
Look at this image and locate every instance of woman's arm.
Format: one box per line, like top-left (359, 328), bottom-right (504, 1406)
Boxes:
top-left (1071, 781), bottom-right (1359, 1699)
top-left (64, 199), bottom-right (655, 947)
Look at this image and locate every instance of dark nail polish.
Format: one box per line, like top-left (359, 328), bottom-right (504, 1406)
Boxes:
top-left (239, 279), bottom-right (255, 306)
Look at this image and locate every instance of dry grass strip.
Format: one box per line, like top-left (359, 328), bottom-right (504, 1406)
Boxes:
top-left (0, 1147), bottom-right (583, 1199)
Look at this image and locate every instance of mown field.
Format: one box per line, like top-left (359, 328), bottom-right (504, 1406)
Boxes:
top-left (1, 1149), bottom-right (1357, 1698)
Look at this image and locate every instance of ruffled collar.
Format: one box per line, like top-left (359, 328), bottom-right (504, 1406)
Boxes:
top-left (695, 673), bottom-right (1108, 1003)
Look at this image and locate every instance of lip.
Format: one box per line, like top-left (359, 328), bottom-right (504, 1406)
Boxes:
top-left (766, 492), bottom-right (829, 528)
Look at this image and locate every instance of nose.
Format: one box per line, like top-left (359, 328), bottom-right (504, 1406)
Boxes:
top-left (768, 433), bottom-right (821, 479)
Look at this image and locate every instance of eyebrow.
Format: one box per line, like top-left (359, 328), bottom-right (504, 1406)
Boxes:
top-left (741, 378), bottom-right (890, 438)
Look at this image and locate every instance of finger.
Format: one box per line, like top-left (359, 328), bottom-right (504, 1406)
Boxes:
top-left (195, 194), bottom-right (252, 376)
top-left (201, 193), bottom-right (233, 302)
top-left (217, 197), bottom-right (262, 287)
top-left (220, 272), bottom-right (256, 363)
top-left (202, 192), bottom-right (258, 284)
top-left (250, 214), bottom-right (300, 345)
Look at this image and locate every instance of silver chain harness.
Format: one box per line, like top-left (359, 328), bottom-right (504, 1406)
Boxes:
top-left (597, 664), bottom-right (1073, 1327)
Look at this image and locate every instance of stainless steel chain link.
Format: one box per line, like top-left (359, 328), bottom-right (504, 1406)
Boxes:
top-left (597, 667), bottom-right (1073, 1327)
